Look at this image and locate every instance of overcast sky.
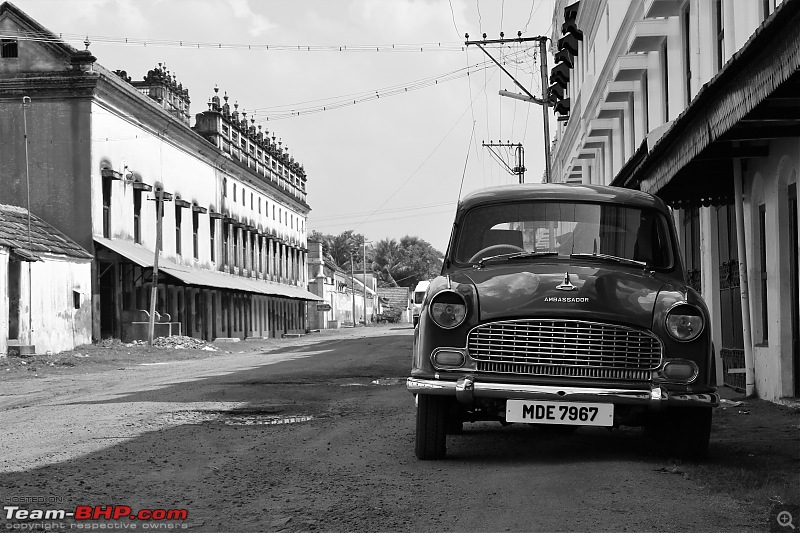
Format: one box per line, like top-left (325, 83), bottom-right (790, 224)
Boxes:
top-left (18, 0), bottom-right (557, 253)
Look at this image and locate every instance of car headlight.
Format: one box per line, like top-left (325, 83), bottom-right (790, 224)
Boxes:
top-left (429, 290), bottom-right (467, 329)
top-left (665, 303), bottom-right (704, 342)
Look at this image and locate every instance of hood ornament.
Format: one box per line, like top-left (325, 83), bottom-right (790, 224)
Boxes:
top-left (556, 272), bottom-right (578, 291)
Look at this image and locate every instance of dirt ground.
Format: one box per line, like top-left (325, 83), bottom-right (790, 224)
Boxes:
top-left (1, 326), bottom-right (798, 527)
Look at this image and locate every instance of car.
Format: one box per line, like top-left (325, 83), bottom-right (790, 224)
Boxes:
top-left (412, 280), bottom-right (430, 326)
top-left (408, 183), bottom-right (718, 460)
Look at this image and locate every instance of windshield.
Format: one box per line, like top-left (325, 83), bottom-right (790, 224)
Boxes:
top-left (453, 201), bottom-right (674, 268)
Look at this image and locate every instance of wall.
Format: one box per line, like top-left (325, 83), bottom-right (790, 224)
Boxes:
top-left (31, 255), bottom-right (92, 354)
top-left (0, 248), bottom-right (7, 355)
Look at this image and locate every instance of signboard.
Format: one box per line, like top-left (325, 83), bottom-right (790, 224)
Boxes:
top-left (317, 303), bottom-right (332, 312)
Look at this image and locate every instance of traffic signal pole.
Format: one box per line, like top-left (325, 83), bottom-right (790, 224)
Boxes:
top-left (465, 34), bottom-right (551, 183)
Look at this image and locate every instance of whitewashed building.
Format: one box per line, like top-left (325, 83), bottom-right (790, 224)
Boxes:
top-left (0, 2), bottom-right (321, 342)
top-left (548, 0), bottom-right (799, 401)
top-left (0, 204), bottom-right (92, 355)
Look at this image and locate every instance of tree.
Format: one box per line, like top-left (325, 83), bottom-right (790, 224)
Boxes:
top-left (309, 230), bottom-right (367, 269)
top-left (373, 236), bottom-right (443, 288)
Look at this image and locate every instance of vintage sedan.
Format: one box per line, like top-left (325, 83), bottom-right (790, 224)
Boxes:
top-left (408, 184), bottom-right (718, 460)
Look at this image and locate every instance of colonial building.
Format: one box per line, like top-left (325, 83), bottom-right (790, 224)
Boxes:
top-left (548, 0), bottom-right (799, 401)
top-left (0, 2), bottom-right (320, 344)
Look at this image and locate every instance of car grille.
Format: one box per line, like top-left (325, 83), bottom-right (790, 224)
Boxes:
top-left (467, 319), bottom-right (662, 381)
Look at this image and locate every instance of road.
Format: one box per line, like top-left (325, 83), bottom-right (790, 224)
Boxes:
top-left (0, 326), bottom-right (763, 532)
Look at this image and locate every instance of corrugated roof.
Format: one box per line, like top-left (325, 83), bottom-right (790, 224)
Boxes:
top-left (94, 237), bottom-right (323, 301)
top-left (0, 204), bottom-right (92, 261)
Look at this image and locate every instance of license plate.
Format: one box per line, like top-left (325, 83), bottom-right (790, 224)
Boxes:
top-left (506, 400), bottom-right (614, 427)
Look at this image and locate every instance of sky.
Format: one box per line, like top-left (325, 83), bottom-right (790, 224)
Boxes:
top-left (16, 0), bottom-right (558, 253)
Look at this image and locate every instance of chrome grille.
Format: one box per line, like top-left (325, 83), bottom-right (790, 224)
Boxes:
top-left (468, 319), bottom-right (662, 381)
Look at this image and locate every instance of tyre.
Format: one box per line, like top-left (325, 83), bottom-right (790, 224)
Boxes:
top-left (415, 394), bottom-right (447, 460)
top-left (669, 406), bottom-right (712, 460)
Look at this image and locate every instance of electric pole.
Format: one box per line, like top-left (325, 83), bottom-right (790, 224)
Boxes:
top-left (465, 33), bottom-right (552, 183)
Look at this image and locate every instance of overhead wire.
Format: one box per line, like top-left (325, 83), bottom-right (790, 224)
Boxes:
top-left (348, 69), bottom-right (498, 234)
top-left (0, 28), bottom-right (468, 53)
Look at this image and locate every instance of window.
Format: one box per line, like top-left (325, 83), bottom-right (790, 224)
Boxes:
top-left (223, 224), bottom-right (229, 267)
top-left (175, 205), bottom-right (182, 256)
top-left (715, 0), bottom-right (725, 71)
top-left (762, 0), bottom-right (774, 21)
top-left (133, 190), bottom-right (142, 244)
top-left (258, 197), bottom-right (261, 214)
top-left (1, 39), bottom-right (18, 58)
top-left (242, 189), bottom-right (245, 206)
top-left (73, 290), bottom-right (81, 310)
top-left (102, 175), bottom-right (112, 238)
top-left (223, 177), bottom-right (227, 198)
top-left (233, 183), bottom-right (237, 202)
top-left (209, 218), bottom-right (216, 263)
top-left (250, 193), bottom-right (253, 210)
top-left (660, 40), bottom-right (669, 122)
top-left (682, 3), bottom-right (692, 106)
top-left (233, 227), bottom-right (239, 267)
top-left (759, 204), bottom-right (768, 342)
top-left (273, 205), bottom-right (276, 220)
top-left (192, 211), bottom-right (199, 260)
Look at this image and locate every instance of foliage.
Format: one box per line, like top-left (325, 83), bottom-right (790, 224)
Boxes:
top-left (310, 231), bottom-right (443, 289)
top-left (372, 235), bottom-right (443, 288)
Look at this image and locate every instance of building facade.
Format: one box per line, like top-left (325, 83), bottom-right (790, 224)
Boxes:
top-left (549, 0), bottom-right (799, 401)
top-left (0, 2), bottom-right (320, 344)
top-left (306, 240), bottom-right (380, 329)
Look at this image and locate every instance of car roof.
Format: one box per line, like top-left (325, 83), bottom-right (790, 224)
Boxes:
top-left (458, 183), bottom-right (668, 213)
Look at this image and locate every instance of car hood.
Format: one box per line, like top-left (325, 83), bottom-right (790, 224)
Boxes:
top-left (457, 263), bottom-right (669, 329)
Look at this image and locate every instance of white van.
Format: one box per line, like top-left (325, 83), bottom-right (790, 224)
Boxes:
top-left (411, 280), bottom-right (430, 326)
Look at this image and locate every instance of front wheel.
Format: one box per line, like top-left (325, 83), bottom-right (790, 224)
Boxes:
top-left (415, 394), bottom-right (447, 460)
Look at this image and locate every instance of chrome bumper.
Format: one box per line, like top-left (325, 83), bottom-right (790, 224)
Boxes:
top-left (407, 377), bottom-right (719, 409)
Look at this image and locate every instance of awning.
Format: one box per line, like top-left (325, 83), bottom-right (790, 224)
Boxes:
top-left (94, 236), bottom-right (323, 301)
top-left (612, 0), bottom-right (800, 207)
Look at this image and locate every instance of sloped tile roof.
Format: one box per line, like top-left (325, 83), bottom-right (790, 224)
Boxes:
top-left (0, 204), bottom-right (92, 261)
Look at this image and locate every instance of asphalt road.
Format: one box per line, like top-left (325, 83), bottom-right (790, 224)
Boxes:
top-left (0, 326), bottom-right (764, 532)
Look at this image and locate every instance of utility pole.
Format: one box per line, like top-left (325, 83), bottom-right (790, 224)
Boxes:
top-left (482, 142), bottom-right (525, 183)
top-left (21, 96), bottom-right (33, 346)
top-left (465, 33), bottom-right (552, 183)
top-left (148, 188), bottom-right (172, 345)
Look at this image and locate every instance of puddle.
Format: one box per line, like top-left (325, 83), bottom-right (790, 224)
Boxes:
top-left (163, 410), bottom-right (315, 426)
top-left (371, 378), bottom-right (404, 386)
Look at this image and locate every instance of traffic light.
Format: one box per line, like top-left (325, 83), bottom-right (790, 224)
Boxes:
top-left (549, 1), bottom-right (583, 120)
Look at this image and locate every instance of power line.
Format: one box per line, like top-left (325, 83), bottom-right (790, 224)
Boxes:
top-left (0, 28), bottom-right (470, 53)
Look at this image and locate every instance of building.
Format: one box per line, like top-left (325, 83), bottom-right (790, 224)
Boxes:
top-left (0, 2), bottom-right (321, 344)
top-left (306, 240), bottom-right (381, 329)
top-left (0, 204), bottom-right (93, 355)
top-left (548, 0), bottom-right (799, 401)
top-left (377, 286), bottom-right (411, 324)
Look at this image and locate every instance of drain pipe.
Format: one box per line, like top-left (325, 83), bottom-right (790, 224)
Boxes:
top-left (733, 158), bottom-right (755, 397)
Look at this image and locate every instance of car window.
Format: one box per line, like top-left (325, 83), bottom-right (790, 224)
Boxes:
top-left (454, 201), bottom-right (674, 268)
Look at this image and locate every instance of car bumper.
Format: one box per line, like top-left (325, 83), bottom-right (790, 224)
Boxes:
top-left (406, 376), bottom-right (719, 409)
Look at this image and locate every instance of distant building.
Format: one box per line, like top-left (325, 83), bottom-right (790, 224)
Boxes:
top-left (0, 204), bottom-right (93, 355)
top-left (0, 1), bottom-right (321, 343)
top-left (377, 287), bottom-right (411, 324)
top-left (548, 0), bottom-right (800, 401)
top-left (306, 240), bottom-right (380, 329)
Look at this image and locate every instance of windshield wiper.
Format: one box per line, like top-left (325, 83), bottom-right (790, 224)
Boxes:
top-left (476, 251), bottom-right (557, 268)
top-left (570, 252), bottom-right (648, 269)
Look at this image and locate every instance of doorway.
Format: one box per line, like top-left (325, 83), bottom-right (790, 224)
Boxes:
top-left (8, 258), bottom-right (21, 340)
